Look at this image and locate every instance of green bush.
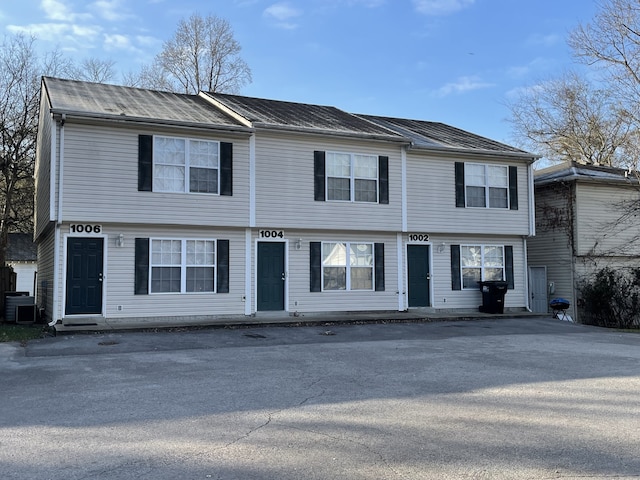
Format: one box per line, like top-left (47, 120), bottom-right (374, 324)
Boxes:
top-left (579, 267), bottom-right (640, 329)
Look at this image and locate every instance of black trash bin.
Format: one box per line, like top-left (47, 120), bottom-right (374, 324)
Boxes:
top-left (478, 280), bottom-right (508, 314)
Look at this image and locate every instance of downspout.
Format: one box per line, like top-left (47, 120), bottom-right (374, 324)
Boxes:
top-left (50, 114), bottom-right (65, 327)
top-left (523, 236), bottom-right (531, 312)
top-left (528, 162), bottom-right (536, 237)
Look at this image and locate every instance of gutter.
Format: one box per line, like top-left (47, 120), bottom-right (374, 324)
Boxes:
top-left (251, 122), bottom-right (411, 144)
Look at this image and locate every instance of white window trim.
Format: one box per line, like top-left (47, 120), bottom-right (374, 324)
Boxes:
top-left (460, 244), bottom-right (505, 290)
top-left (465, 163), bottom-right (509, 209)
top-left (153, 135), bottom-right (221, 195)
top-left (321, 241), bottom-right (375, 292)
top-left (326, 151), bottom-right (379, 203)
top-left (149, 238), bottom-right (217, 294)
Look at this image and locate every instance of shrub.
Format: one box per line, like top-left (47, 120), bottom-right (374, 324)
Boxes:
top-left (579, 267), bottom-right (640, 329)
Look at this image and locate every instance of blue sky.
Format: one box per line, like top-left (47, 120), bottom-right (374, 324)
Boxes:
top-left (0, 0), bottom-right (600, 146)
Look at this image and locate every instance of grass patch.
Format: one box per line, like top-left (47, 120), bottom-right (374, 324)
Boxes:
top-left (0, 323), bottom-right (46, 344)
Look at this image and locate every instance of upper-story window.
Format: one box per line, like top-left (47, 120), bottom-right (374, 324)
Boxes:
top-left (154, 137), bottom-right (219, 194)
top-left (455, 162), bottom-right (518, 210)
top-left (138, 135), bottom-right (233, 196)
top-left (314, 151), bottom-right (389, 204)
top-left (326, 152), bottom-right (378, 202)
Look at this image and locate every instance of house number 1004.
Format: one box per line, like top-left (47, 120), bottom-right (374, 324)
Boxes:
top-left (259, 230), bottom-right (284, 238)
top-left (70, 224), bottom-right (102, 234)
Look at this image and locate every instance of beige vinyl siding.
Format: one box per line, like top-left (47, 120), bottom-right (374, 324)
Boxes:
top-left (267, 230), bottom-right (399, 313)
top-left (527, 184), bottom-right (576, 318)
top-left (406, 153), bottom-right (531, 235)
top-left (574, 182), bottom-right (640, 257)
top-left (60, 123), bottom-right (251, 227)
top-left (400, 234), bottom-right (528, 311)
top-left (254, 132), bottom-right (402, 231)
top-left (61, 224), bottom-right (246, 322)
top-left (34, 94), bottom-right (53, 239)
top-left (35, 229), bottom-right (56, 323)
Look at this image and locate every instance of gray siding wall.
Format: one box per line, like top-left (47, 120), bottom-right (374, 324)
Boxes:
top-left (527, 183), bottom-right (576, 318)
top-left (406, 153), bottom-right (531, 235)
top-left (575, 182), bottom-right (640, 257)
top-left (60, 123), bottom-right (251, 227)
top-left (254, 132), bottom-right (402, 231)
top-left (35, 229), bottom-right (56, 323)
top-left (34, 93), bottom-right (53, 239)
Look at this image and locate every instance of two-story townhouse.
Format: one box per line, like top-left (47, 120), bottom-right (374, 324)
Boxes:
top-left (35, 77), bottom-right (538, 331)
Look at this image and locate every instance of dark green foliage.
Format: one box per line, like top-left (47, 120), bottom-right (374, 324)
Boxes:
top-left (579, 267), bottom-right (640, 328)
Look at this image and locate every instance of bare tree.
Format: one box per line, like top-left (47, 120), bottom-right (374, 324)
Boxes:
top-left (508, 72), bottom-right (640, 168)
top-left (0, 34), bottom-right (42, 267)
top-left (569, 0), bottom-right (640, 109)
top-left (74, 58), bottom-right (117, 83)
top-left (128, 13), bottom-right (252, 94)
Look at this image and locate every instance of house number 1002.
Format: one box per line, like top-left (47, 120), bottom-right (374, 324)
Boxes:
top-left (409, 233), bottom-right (430, 242)
top-left (70, 224), bottom-right (102, 234)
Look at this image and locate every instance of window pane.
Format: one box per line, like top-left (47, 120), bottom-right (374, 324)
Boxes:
top-left (151, 266), bottom-right (181, 293)
top-left (154, 165), bottom-right (185, 192)
top-left (323, 243), bottom-right (346, 266)
top-left (189, 140), bottom-right (219, 168)
top-left (465, 164), bottom-right (485, 185)
top-left (189, 167), bottom-right (218, 193)
top-left (461, 246), bottom-right (482, 267)
top-left (484, 246), bottom-right (504, 267)
top-left (485, 268), bottom-right (504, 281)
top-left (326, 153), bottom-right (351, 177)
top-left (350, 243), bottom-right (373, 266)
top-left (489, 187), bottom-right (508, 208)
top-left (155, 137), bottom-right (185, 165)
top-left (351, 267), bottom-right (373, 290)
top-left (462, 268), bottom-right (481, 289)
top-left (327, 177), bottom-right (351, 201)
top-left (488, 166), bottom-right (508, 187)
top-left (466, 186), bottom-right (486, 207)
top-left (186, 267), bottom-right (214, 292)
top-left (323, 267), bottom-right (346, 290)
top-left (186, 240), bottom-right (215, 266)
top-left (354, 155), bottom-right (377, 178)
top-left (354, 179), bottom-right (377, 202)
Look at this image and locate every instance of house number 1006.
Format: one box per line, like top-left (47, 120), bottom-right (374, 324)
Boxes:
top-left (70, 224), bottom-right (102, 234)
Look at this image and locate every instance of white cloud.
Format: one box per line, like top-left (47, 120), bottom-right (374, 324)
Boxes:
top-left (413, 0), bottom-right (475, 16)
top-left (104, 33), bottom-right (133, 51)
top-left (7, 22), bottom-right (100, 43)
top-left (506, 57), bottom-right (554, 79)
top-left (526, 33), bottom-right (562, 48)
top-left (264, 2), bottom-right (303, 29)
top-left (90, 0), bottom-right (134, 21)
top-left (434, 75), bottom-right (494, 97)
top-left (40, 0), bottom-right (92, 22)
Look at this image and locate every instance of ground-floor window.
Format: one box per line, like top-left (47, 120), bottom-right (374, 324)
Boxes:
top-left (460, 245), bottom-right (505, 289)
top-left (322, 242), bottom-right (374, 291)
top-left (150, 239), bottom-right (216, 293)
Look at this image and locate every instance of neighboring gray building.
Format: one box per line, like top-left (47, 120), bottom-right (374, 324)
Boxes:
top-left (35, 77), bottom-right (538, 331)
top-left (528, 161), bottom-right (640, 322)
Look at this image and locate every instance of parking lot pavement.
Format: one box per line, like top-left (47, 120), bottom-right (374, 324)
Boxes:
top-left (1, 317), bottom-right (640, 480)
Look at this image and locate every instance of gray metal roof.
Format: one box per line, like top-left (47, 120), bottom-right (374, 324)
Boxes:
top-left (203, 92), bottom-right (406, 141)
top-left (360, 114), bottom-right (533, 157)
top-left (535, 161), bottom-right (638, 186)
top-left (43, 77), bottom-right (248, 130)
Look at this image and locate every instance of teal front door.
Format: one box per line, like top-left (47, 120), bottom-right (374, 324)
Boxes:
top-left (257, 242), bottom-right (285, 311)
top-left (65, 237), bottom-right (104, 315)
top-left (407, 245), bottom-right (431, 307)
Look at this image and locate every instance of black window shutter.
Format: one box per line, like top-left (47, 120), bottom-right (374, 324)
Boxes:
top-left (505, 245), bottom-right (514, 289)
top-left (451, 245), bottom-right (461, 290)
top-left (138, 135), bottom-right (153, 192)
top-left (134, 238), bottom-right (149, 295)
top-left (374, 243), bottom-right (385, 291)
top-left (314, 151), bottom-right (326, 201)
top-left (217, 240), bottom-right (229, 293)
top-left (378, 156), bottom-right (389, 204)
top-left (220, 142), bottom-right (233, 196)
top-left (455, 162), bottom-right (465, 207)
top-left (310, 242), bottom-right (322, 292)
top-left (509, 166), bottom-right (518, 210)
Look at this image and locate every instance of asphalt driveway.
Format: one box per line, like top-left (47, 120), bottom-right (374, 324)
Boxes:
top-left (1, 317), bottom-right (639, 479)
